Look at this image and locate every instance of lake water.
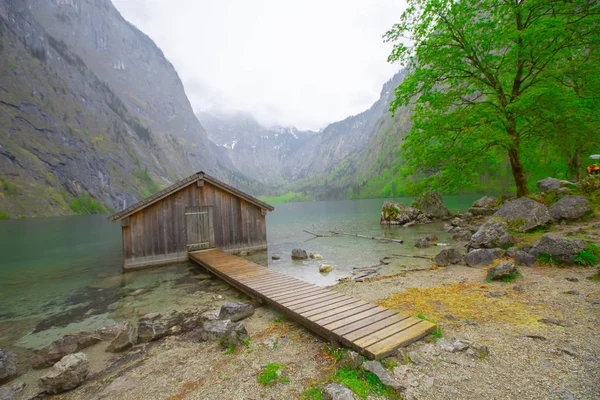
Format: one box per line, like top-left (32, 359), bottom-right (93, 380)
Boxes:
top-left (0, 196), bottom-right (478, 353)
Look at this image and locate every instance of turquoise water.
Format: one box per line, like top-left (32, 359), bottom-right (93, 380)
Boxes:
top-left (0, 196), bottom-right (478, 351)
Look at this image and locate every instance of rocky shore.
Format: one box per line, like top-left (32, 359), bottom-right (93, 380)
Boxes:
top-left (1, 176), bottom-right (599, 400)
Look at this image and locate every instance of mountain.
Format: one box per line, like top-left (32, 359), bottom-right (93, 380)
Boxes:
top-left (199, 70), bottom-right (412, 199)
top-left (0, 0), bottom-right (243, 218)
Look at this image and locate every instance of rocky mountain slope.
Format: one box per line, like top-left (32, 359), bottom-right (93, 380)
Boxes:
top-left (0, 0), bottom-right (249, 218)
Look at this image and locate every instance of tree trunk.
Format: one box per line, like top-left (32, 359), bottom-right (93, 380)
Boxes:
top-left (572, 149), bottom-right (582, 182)
top-left (508, 147), bottom-right (529, 197)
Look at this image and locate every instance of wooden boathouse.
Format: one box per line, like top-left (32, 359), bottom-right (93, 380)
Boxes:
top-left (109, 171), bottom-right (274, 270)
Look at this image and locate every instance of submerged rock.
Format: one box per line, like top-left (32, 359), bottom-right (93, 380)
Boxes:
top-left (411, 191), bottom-right (451, 219)
top-left (549, 196), bottom-right (590, 221)
top-left (309, 252), bottom-right (323, 260)
top-left (291, 248), bottom-right (308, 260)
top-left (39, 353), bottom-right (89, 394)
top-left (464, 248), bottom-right (504, 267)
top-left (30, 331), bottom-right (101, 369)
top-left (0, 349), bottom-right (18, 383)
top-left (486, 262), bottom-right (517, 281)
top-left (468, 218), bottom-right (514, 250)
top-left (319, 264), bottom-right (334, 274)
top-left (106, 321), bottom-right (136, 352)
top-left (218, 303), bottom-right (255, 322)
top-left (529, 234), bottom-right (588, 265)
top-left (493, 197), bottom-right (551, 232)
top-left (434, 247), bottom-right (462, 266)
top-left (414, 237), bottom-right (432, 248)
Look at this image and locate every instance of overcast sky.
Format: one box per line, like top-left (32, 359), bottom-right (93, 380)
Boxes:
top-left (112, 0), bottom-right (407, 130)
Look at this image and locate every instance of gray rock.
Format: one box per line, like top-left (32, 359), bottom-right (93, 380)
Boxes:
top-left (486, 262), bottom-right (517, 281)
top-left (411, 191), bottom-right (451, 219)
top-left (450, 217), bottom-right (466, 227)
top-left (9, 382), bottom-right (25, 392)
top-left (451, 229), bottom-right (473, 242)
top-left (319, 264), bottom-right (334, 273)
top-left (426, 234), bottom-right (438, 242)
top-left (362, 361), bottom-right (405, 392)
top-left (415, 214), bottom-right (433, 224)
top-left (565, 277), bottom-right (579, 282)
top-left (0, 387), bottom-right (13, 400)
top-left (473, 196), bottom-right (497, 208)
top-left (549, 196), bottom-right (591, 221)
top-left (381, 201), bottom-right (420, 225)
top-left (537, 177), bottom-right (571, 192)
top-left (309, 252), bottom-right (323, 260)
top-left (291, 248), bottom-right (308, 260)
top-left (505, 247), bottom-right (519, 258)
top-left (322, 383), bottom-right (357, 400)
top-left (438, 337), bottom-right (488, 358)
top-left (95, 322), bottom-right (128, 340)
top-left (201, 320), bottom-right (249, 347)
top-left (39, 353), bottom-right (89, 394)
top-left (485, 291), bottom-right (507, 298)
top-left (565, 290), bottom-right (580, 295)
top-left (30, 331), bottom-right (101, 369)
top-left (463, 212), bottom-right (474, 219)
top-left (469, 206), bottom-right (498, 216)
top-left (434, 247), bottom-right (462, 266)
top-left (221, 322), bottom-right (249, 347)
top-left (539, 318), bottom-right (569, 327)
top-left (414, 237), bottom-right (432, 248)
top-left (529, 234), bottom-right (588, 265)
top-left (514, 250), bottom-right (536, 266)
top-left (271, 255), bottom-right (281, 260)
top-left (218, 302), bottom-right (255, 322)
top-left (0, 349), bottom-right (18, 383)
top-left (106, 321), bottom-right (137, 352)
top-left (403, 221), bottom-right (416, 228)
top-left (137, 313), bottom-right (170, 343)
top-left (339, 350), bottom-right (362, 369)
top-left (468, 218), bottom-right (514, 250)
top-left (493, 197), bottom-right (552, 232)
top-left (464, 248), bottom-right (504, 267)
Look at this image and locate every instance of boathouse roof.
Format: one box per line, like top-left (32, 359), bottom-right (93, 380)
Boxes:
top-left (108, 171), bottom-right (274, 222)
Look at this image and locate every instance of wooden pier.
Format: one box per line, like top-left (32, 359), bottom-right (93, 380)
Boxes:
top-left (189, 249), bottom-right (436, 360)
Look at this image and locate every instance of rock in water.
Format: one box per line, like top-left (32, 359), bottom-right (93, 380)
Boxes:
top-left (537, 177), bottom-right (571, 192)
top-left (493, 197), bottom-right (551, 232)
top-left (381, 201), bottom-right (420, 225)
top-left (486, 262), bottom-right (517, 281)
top-left (218, 303), bottom-right (255, 322)
top-left (0, 349), bottom-right (18, 383)
top-left (468, 218), bottom-right (514, 250)
top-left (529, 234), bottom-right (588, 265)
top-left (434, 247), bottom-right (462, 266)
top-left (106, 321), bottom-right (137, 352)
top-left (30, 331), bottom-right (101, 369)
top-left (549, 196), bottom-right (590, 221)
top-left (322, 383), bottom-right (357, 400)
top-left (309, 252), bottom-right (323, 260)
top-left (411, 191), bottom-right (451, 219)
top-left (361, 361), bottom-right (405, 392)
top-left (291, 248), bottom-right (308, 260)
top-left (319, 264), bottom-right (334, 273)
top-left (39, 353), bottom-right (89, 394)
top-left (414, 237), bottom-right (432, 248)
top-left (271, 255), bottom-right (281, 260)
top-left (464, 248), bottom-right (504, 267)
top-left (472, 196), bottom-right (497, 208)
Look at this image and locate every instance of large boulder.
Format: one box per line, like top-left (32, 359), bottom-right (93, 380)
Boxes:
top-left (0, 349), bottom-right (18, 383)
top-left (381, 201), bottom-right (420, 225)
top-left (137, 313), bottom-right (170, 343)
top-left (514, 250), bottom-right (536, 266)
top-left (201, 320), bottom-right (249, 347)
top-left (486, 262), bottom-right (517, 281)
top-left (468, 207), bottom-right (497, 216)
top-left (106, 321), bottom-right (136, 352)
top-left (30, 331), bottom-right (101, 369)
top-left (39, 353), bottom-right (89, 394)
top-left (411, 191), bottom-right (451, 219)
top-left (549, 196), bottom-right (590, 221)
top-left (95, 322), bottom-right (128, 340)
top-left (464, 248), bottom-right (504, 267)
top-left (291, 248), bottom-right (308, 260)
top-left (472, 196), bottom-right (497, 208)
top-left (452, 229), bottom-right (473, 242)
top-left (434, 248), bottom-right (463, 266)
top-left (218, 303), bottom-right (255, 322)
top-left (537, 177), bottom-right (571, 192)
top-left (492, 197), bottom-right (551, 232)
top-left (529, 234), bottom-right (588, 265)
top-left (468, 218), bottom-right (514, 250)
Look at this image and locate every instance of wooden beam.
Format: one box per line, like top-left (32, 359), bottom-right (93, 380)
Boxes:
top-left (197, 180), bottom-right (205, 187)
top-left (121, 217), bottom-right (130, 227)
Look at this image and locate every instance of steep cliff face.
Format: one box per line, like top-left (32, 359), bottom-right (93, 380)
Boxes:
top-left (0, 0), bottom-right (231, 217)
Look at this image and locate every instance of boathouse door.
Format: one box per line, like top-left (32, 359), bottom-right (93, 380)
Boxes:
top-left (185, 206), bottom-right (215, 251)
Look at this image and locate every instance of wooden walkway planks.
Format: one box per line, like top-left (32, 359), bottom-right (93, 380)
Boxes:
top-left (189, 249), bottom-right (436, 360)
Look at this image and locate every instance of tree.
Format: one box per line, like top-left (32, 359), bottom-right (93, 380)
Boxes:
top-left (385, 0), bottom-right (600, 196)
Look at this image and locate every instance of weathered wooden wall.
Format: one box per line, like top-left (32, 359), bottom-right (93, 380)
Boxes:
top-left (122, 181), bottom-right (267, 269)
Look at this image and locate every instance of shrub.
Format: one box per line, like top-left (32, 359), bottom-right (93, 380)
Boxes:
top-left (0, 211), bottom-right (10, 220)
top-left (574, 244), bottom-right (599, 266)
top-left (70, 192), bottom-right (109, 215)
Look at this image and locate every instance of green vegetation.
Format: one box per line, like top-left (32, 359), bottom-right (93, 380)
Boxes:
top-left (383, 0), bottom-right (600, 197)
top-left (1, 179), bottom-right (18, 196)
top-left (257, 363), bottom-right (288, 386)
top-left (70, 192), bottom-right (108, 215)
top-left (223, 344), bottom-right (236, 354)
top-left (486, 270), bottom-right (521, 283)
top-left (574, 244), bottom-right (600, 267)
top-left (257, 191), bottom-right (312, 204)
top-left (332, 367), bottom-right (401, 399)
top-left (0, 211), bottom-right (10, 220)
top-left (132, 167), bottom-right (160, 198)
top-left (416, 313), bottom-right (443, 339)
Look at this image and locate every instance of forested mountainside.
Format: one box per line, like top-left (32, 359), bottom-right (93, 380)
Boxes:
top-left (201, 71), bottom-right (413, 201)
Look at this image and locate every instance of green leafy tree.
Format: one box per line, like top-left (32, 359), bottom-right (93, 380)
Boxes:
top-left (385, 0), bottom-right (600, 196)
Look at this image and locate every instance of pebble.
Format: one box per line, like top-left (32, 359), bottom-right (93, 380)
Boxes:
top-left (565, 277), bottom-right (579, 282)
top-left (565, 290), bottom-right (580, 295)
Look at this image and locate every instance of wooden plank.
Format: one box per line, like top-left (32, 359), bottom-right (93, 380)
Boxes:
top-left (244, 277), bottom-right (300, 290)
top-left (307, 301), bottom-right (372, 321)
top-left (363, 321), bottom-right (436, 359)
top-left (313, 303), bottom-right (379, 325)
top-left (283, 292), bottom-right (347, 308)
top-left (353, 317), bottom-right (423, 349)
top-left (253, 279), bottom-right (315, 293)
top-left (338, 313), bottom-right (406, 341)
top-left (298, 298), bottom-right (364, 317)
top-left (322, 307), bottom-right (389, 331)
top-left (268, 286), bottom-right (326, 301)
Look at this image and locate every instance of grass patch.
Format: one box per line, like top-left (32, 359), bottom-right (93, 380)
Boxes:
top-left (416, 313), bottom-right (443, 339)
top-left (257, 363), bottom-right (287, 386)
top-left (378, 283), bottom-right (547, 327)
top-left (0, 211), bottom-right (10, 220)
top-left (223, 344), bottom-right (236, 354)
top-left (257, 191), bottom-right (312, 204)
top-left (326, 346), bottom-right (346, 363)
top-left (574, 243), bottom-right (600, 266)
top-left (332, 367), bottom-right (401, 399)
top-left (301, 387), bottom-right (323, 400)
top-left (70, 192), bottom-right (109, 215)
top-left (273, 315), bottom-right (287, 323)
top-left (587, 272), bottom-right (600, 282)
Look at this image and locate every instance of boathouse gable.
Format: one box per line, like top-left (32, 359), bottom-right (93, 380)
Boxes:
top-left (109, 172), bottom-right (273, 270)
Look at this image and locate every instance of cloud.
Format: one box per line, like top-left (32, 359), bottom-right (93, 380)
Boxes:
top-left (112, 0), bottom-right (407, 130)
